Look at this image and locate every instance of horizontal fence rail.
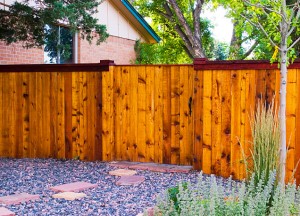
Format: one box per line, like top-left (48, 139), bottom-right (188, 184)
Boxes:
top-left (1, 59), bottom-right (300, 183)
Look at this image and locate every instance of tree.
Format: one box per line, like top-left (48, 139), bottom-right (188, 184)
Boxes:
top-left (232, 0), bottom-right (300, 185)
top-left (133, 0), bottom-right (209, 58)
top-left (133, 17), bottom-right (215, 64)
top-left (0, 0), bottom-right (109, 61)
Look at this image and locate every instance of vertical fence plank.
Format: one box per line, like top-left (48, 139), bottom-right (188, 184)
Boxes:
top-left (50, 72), bottom-right (58, 158)
top-left (212, 70), bottom-right (222, 175)
top-left (221, 71), bottom-right (231, 178)
top-left (72, 72), bottom-right (80, 158)
top-left (154, 66), bottom-right (163, 163)
top-left (94, 72), bottom-right (103, 161)
top-left (29, 72), bottom-right (37, 157)
top-left (145, 66), bottom-right (155, 162)
top-left (57, 72), bottom-right (65, 158)
top-left (102, 69), bottom-right (114, 161)
top-left (179, 66), bottom-right (191, 165)
top-left (86, 72), bottom-right (95, 160)
top-left (295, 69), bottom-right (300, 184)
top-left (231, 70), bottom-right (241, 179)
top-left (239, 70), bottom-right (247, 179)
top-left (286, 69), bottom-right (297, 182)
top-left (64, 72), bottom-right (73, 159)
top-left (114, 67), bottom-right (123, 160)
top-left (163, 66), bottom-right (171, 164)
top-left (42, 72), bottom-right (51, 158)
top-left (171, 66), bottom-right (180, 164)
top-left (122, 67), bottom-right (130, 160)
top-left (129, 66), bottom-right (138, 161)
top-left (15, 73), bottom-right (23, 158)
top-left (137, 66), bottom-right (146, 161)
top-left (244, 70), bottom-right (256, 179)
top-left (202, 70), bottom-right (212, 174)
top-left (193, 70), bottom-right (203, 170)
top-left (0, 73), bottom-right (3, 156)
top-left (22, 73), bottom-right (29, 157)
top-left (187, 66), bottom-right (194, 165)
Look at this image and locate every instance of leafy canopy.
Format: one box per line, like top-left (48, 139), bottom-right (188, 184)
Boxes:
top-left (0, 0), bottom-right (108, 50)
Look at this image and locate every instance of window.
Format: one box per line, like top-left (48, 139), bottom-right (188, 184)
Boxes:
top-left (44, 25), bottom-right (74, 64)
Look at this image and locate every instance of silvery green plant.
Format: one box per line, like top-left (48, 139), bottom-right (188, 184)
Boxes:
top-left (145, 171), bottom-right (300, 216)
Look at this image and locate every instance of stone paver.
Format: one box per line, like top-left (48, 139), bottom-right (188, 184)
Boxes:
top-left (50, 181), bottom-right (97, 192)
top-left (52, 192), bottom-right (87, 201)
top-left (110, 161), bottom-right (193, 173)
top-left (109, 161), bottom-right (140, 169)
top-left (116, 175), bottom-right (145, 186)
top-left (0, 207), bottom-right (15, 216)
top-left (169, 165), bottom-right (192, 173)
top-left (109, 169), bottom-right (137, 176)
top-left (129, 163), bottom-right (157, 171)
top-left (0, 193), bottom-right (39, 205)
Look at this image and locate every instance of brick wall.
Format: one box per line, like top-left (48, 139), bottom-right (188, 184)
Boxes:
top-left (0, 41), bottom-right (44, 64)
top-left (78, 35), bottom-right (136, 64)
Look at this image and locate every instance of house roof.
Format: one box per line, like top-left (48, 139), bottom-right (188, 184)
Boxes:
top-left (111, 0), bottom-right (161, 43)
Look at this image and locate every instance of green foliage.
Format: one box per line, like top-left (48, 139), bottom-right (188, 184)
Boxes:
top-left (134, 17), bottom-right (215, 64)
top-left (214, 41), bottom-right (229, 60)
top-left (244, 100), bottom-right (280, 186)
top-left (147, 171), bottom-right (300, 216)
top-left (0, 0), bottom-right (108, 55)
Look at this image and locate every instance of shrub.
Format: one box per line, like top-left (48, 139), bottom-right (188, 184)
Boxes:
top-left (145, 171), bottom-right (300, 216)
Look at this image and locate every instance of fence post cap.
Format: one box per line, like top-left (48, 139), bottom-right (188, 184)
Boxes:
top-left (99, 60), bottom-right (115, 66)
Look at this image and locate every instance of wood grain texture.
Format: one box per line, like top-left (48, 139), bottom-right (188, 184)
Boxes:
top-left (1, 65), bottom-right (300, 184)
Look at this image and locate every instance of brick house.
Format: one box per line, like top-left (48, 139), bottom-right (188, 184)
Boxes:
top-left (0, 0), bottom-right (160, 64)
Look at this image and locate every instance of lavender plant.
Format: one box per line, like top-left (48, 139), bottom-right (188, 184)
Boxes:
top-left (145, 171), bottom-right (300, 216)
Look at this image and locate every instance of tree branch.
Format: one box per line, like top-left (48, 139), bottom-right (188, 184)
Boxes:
top-left (168, 0), bottom-right (195, 46)
top-left (193, 0), bottom-right (203, 45)
top-left (243, 0), bottom-right (288, 23)
top-left (287, 36), bottom-right (300, 51)
top-left (240, 13), bottom-right (280, 50)
top-left (241, 40), bottom-right (259, 59)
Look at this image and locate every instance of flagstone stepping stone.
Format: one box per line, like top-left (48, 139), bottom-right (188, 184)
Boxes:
top-left (116, 175), bottom-right (145, 186)
top-left (50, 181), bottom-right (97, 192)
top-left (129, 163), bottom-right (157, 170)
top-left (52, 192), bottom-right (87, 201)
top-left (109, 161), bottom-right (140, 168)
top-left (109, 169), bottom-right (137, 176)
top-left (0, 193), bottom-right (39, 205)
top-left (169, 165), bottom-right (192, 173)
top-left (0, 207), bottom-right (15, 216)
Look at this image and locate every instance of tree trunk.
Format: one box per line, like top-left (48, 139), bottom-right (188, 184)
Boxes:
top-left (279, 18), bottom-right (288, 186)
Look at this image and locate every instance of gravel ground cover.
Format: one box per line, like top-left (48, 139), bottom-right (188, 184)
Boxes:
top-left (0, 158), bottom-right (225, 216)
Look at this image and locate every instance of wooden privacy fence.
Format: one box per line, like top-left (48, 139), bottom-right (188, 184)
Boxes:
top-left (1, 59), bottom-right (300, 183)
